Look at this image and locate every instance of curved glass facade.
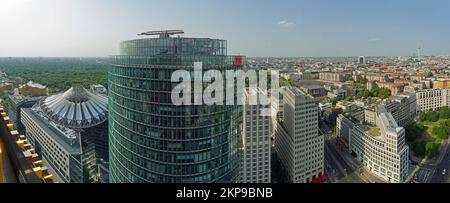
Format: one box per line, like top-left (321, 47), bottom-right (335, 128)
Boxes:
top-left (108, 37), bottom-right (243, 183)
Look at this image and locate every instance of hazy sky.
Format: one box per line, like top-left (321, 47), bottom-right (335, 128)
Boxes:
top-left (1, 0), bottom-right (450, 57)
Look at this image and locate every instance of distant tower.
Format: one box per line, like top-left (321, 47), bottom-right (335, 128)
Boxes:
top-left (417, 47), bottom-right (422, 61)
top-left (359, 56), bottom-right (366, 65)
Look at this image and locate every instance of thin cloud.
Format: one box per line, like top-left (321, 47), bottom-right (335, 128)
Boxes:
top-left (368, 38), bottom-right (384, 42)
top-left (278, 20), bottom-right (297, 28)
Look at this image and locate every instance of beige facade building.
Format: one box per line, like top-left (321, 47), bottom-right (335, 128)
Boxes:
top-left (275, 87), bottom-right (324, 183)
top-left (240, 89), bottom-right (273, 183)
top-left (319, 72), bottom-right (352, 83)
top-left (19, 81), bottom-right (48, 96)
top-left (336, 106), bottom-right (410, 183)
top-left (416, 88), bottom-right (450, 113)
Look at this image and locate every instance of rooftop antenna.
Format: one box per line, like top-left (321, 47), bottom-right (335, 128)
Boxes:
top-left (138, 29), bottom-right (184, 38)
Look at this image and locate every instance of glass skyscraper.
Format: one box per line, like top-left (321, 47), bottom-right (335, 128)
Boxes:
top-left (108, 31), bottom-right (244, 183)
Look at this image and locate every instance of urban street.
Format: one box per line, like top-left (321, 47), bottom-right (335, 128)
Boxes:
top-left (430, 143), bottom-right (450, 183)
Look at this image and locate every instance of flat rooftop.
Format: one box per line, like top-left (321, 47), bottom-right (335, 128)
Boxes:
top-left (9, 94), bottom-right (46, 105)
top-left (303, 85), bottom-right (324, 90)
top-left (22, 108), bottom-right (81, 154)
top-left (367, 127), bottom-right (381, 137)
top-left (361, 125), bottom-right (381, 137)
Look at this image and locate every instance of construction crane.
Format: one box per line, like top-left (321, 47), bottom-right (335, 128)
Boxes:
top-left (138, 30), bottom-right (184, 38)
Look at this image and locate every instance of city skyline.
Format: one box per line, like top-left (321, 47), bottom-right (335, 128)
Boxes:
top-left (1, 30), bottom-right (450, 185)
top-left (1, 0), bottom-right (450, 57)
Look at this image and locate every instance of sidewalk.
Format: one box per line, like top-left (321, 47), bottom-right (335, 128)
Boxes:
top-left (405, 164), bottom-right (420, 183)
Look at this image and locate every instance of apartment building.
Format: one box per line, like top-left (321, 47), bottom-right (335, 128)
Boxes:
top-left (415, 88), bottom-right (450, 113)
top-left (366, 74), bottom-right (388, 82)
top-left (433, 79), bottom-right (450, 89)
top-left (319, 72), bottom-right (352, 83)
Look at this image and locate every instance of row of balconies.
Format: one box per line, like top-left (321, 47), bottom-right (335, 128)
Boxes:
top-left (0, 106), bottom-right (53, 183)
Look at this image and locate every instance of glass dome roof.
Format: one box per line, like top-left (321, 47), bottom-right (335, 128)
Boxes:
top-left (38, 85), bottom-right (108, 129)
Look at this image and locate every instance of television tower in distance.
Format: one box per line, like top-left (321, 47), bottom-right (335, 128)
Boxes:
top-left (417, 46), bottom-right (422, 61)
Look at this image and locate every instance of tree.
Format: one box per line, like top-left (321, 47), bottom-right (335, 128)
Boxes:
top-left (372, 87), bottom-right (391, 99)
top-left (420, 112), bottom-right (439, 122)
top-left (441, 119), bottom-right (450, 128)
top-left (356, 89), bottom-right (372, 99)
top-left (345, 96), bottom-right (355, 102)
top-left (411, 141), bottom-right (426, 157)
top-left (438, 107), bottom-right (450, 119)
top-left (330, 96), bottom-right (344, 105)
top-left (320, 97), bottom-right (331, 104)
top-left (358, 77), bottom-right (368, 85)
top-left (432, 125), bottom-right (450, 140)
top-left (425, 142), bottom-right (439, 159)
top-left (354, 87), bottom-right (391, 100)
top-left (1, 95), bottom-right (10, 112)
top-left (405, 124), bottom-right (425, 142)
top-left (0, 58), bottom-right (108, 93)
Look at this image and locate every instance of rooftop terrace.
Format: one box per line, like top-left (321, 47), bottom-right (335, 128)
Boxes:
top-left (367, 127), bottom-right (381, 137)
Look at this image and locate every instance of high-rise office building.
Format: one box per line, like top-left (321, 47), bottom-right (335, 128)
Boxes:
top-left (240, 88), bottom-right (273, 183)
top-left (275, 87), bottom-right (324, 183)
top-left (108, 30), bottom-right (244, 183)
top-left (359, 56), bottom-right (366, 65)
